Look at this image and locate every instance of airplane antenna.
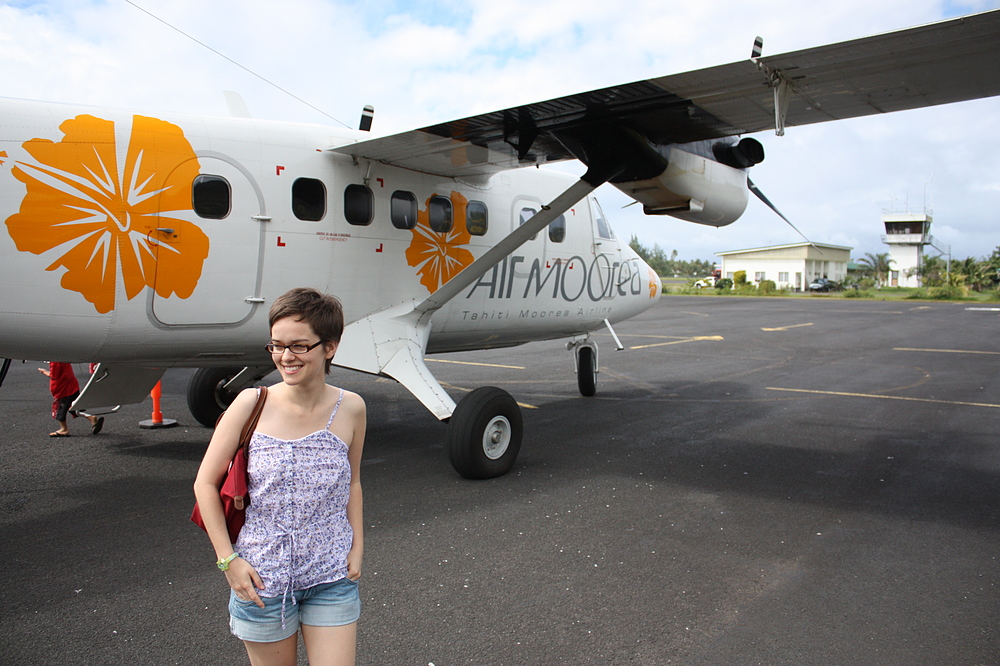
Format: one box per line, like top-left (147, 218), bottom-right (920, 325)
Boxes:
top-left (125, 1), bottom-right (351, 129)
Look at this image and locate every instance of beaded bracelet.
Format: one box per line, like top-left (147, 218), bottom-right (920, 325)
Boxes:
top-left (216, 552), bottom-right (240, 571)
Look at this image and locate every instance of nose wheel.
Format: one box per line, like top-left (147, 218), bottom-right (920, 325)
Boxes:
top-left (569, 339), bottom-right (598, 397)
top-left (446, 386), bottom-right (523, 479)
top-left (187, 367), bottom-right (242, 427)
top-left (576, 345), bottom-right (597, 396)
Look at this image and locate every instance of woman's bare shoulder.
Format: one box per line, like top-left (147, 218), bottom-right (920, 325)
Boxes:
top-left (211, 387), bottom-right (262, 434)
top-left (335, 388), bottom-right (366, 415)
top-left (229, 386), bottom-right (264, 413)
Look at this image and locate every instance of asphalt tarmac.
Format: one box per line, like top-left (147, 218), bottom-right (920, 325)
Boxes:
top-left (2, 296), bottom-right (998, 665)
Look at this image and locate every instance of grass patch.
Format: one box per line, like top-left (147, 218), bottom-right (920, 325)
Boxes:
top-left (657, 282), bottom-right (998, 303)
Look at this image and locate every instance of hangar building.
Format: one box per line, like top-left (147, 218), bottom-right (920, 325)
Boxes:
top-left (716, 242), bottom-right (852, 291)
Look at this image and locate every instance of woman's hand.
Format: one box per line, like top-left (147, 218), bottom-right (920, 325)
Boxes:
top-left (346, 546), bottom-right (363, 581)
top-left (224, 557), bottom-right (266, 608)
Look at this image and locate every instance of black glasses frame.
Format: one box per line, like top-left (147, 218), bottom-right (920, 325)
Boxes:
top-left (265, 340), bottom-right (324, 354)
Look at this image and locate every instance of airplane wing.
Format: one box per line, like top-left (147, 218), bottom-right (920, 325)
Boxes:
top-left (332, 9), bottom-right (1000, 179)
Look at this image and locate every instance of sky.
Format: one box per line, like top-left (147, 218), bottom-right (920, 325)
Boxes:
top-left (2, 0), bottom-right (999, 264)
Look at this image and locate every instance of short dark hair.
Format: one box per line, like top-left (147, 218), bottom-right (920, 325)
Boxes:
top-left (268, 288), bottom-right (344, 373)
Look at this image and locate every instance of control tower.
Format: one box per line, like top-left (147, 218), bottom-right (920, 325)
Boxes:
top-left (881, 211), bottom-right (933, 287)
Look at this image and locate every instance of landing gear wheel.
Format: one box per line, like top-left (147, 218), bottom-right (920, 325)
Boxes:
top-left (187, 367), bottom-right (242, 427)
top-left (446, 387), bottom-right (523, 479)
top-left (577, 345), bottom-right (597, 397)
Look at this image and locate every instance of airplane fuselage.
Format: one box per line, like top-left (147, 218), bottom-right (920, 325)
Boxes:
top-left (0, 98), bottom-right (661, 368)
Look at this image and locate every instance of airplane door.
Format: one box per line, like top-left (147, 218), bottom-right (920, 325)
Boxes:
top-left (589, 197), bottom-right (624, 299)
top-left (151, 155), bottom-right (264, 326)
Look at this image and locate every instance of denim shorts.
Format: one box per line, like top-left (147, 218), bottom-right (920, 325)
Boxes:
top-left (229, 578), bottom-right (360, 643)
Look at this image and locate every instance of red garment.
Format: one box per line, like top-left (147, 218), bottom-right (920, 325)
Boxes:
top-left (48, 362), bottom-right (80, 400)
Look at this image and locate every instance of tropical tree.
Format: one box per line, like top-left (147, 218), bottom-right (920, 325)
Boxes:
top-left (856, 252), bottom-right (894, 286)
top-left (629, 236), bottom-right (669, 275)
top-left (628, 236), bottom-right (715, 277)
top-left (987, 247), bottom-right (1000, 287)
top-left (918, 253), bottom-right (947, 287)
top-left (955, 256), bottom-right (995, 292)
top-left (919, 250), bottom-right (1000, 292)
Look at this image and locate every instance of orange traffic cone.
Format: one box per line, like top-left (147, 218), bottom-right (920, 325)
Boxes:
top-left (139, 380), bottom-right (178, 429)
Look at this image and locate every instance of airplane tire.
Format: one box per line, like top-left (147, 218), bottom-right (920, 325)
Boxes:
top-left (187, 367), bottom-right (242, 428)
top-left (446, 387), bottom-right (523, 479)
top-left (577, 346), bottom-right (596, 397)
top-left (0, 358), bottom-right (11, 389)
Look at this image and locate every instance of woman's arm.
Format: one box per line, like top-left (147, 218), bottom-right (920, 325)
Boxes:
top-left (344, 392), bottom-right (366, 580)
top-left (192, 388), bottom-right (266, 606)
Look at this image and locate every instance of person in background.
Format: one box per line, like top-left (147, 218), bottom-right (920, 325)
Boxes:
top-left (38, 362), bottom-right (103, 437)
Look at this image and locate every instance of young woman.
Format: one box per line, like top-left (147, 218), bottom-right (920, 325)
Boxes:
top-left (194, 288), bottom-right (366, 666)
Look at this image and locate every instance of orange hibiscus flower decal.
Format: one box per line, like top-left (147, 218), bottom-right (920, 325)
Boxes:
top-left (405, 191), bottom-right (474, 293)
top-left (0, 150), bottom-right (7, 166)
top-left (5, 114), bottom-right (208, 313)
top-left (648, 268), bottom-right (661, 298)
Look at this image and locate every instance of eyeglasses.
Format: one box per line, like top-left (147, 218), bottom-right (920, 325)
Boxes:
top-left (265, 341), bottom-right (324, 354)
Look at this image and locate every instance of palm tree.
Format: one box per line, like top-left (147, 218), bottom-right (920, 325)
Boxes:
top-left (857, 252), bottom-right (894, 287)
top-left (955, 256), bottom-right (993, 292)
top-left (918, 254), bottom-right (947, 287)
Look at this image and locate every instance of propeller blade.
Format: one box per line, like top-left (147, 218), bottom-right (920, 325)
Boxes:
top-left (747, 177), bottom-right (823, 254)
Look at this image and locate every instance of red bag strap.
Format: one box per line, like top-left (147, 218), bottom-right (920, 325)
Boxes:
top-left (237, 386), bottom-right (268, 453)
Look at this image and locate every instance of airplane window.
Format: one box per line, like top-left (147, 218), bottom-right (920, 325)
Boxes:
top-left (548, 214), bottom-right (566, 243)
top-left (591, 198), bottom-right (614, 240)
top-left (344, 184), bottom-right (373, 226)
top-left (429, 195), bottom-right (452, 233)
top-left (519, 206), bottom-right (538, 240)
top-left (292, 178), bottom-right (325, 221)
top-left (192, 175), bottom-right (231, 219)
top-left (467, 201), bottom-right (488, 236)
top-left (391, 191), bottom-right (417, 229)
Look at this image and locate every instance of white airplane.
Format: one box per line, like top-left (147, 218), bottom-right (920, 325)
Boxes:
top-left (2, 10), bottom-right (998, 478)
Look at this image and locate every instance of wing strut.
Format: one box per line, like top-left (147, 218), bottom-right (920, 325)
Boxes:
top-left (747, 177), bottom-right (823, 254)
top-left (334, 177), bottom-right (601, 420)
top-left (751, 36), bottom-right (793, 137)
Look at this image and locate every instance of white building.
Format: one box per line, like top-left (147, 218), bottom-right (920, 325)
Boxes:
top-left (881, 212), bottom-right (932, 287)
top-left (716, 242), bottom-right (852, 291)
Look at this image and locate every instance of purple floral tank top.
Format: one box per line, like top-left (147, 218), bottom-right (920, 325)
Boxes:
top-left (236, 389), bottom-right (353, 600)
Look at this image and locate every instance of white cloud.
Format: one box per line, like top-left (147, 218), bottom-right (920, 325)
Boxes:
top-left (2, 0), bottom-right (999, 261)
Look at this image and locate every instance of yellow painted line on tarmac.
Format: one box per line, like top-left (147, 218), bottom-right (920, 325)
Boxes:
top-left (630, 335), bottom-right (724, 350)
top-left (426, 358), bottom-right (526, 369)
top-left (439, 381), bottom-right (538, 409)
top-left (624, 334), bottom-right (697, 339)
top-left (761, 323), bottom-right (814, 332)
top-left (767, 386), bottom-right (1000, 409)
top-left (894, 347), bottom-right (1000, 356)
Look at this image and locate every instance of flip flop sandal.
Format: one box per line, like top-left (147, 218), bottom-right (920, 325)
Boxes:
top-left (49, 432), bottom-right (71, 437)
top-left (92, 417), bottom-right (105, 435)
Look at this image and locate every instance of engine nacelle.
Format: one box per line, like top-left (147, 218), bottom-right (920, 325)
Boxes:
top-left (611, 144), bottom-right (754, 227)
